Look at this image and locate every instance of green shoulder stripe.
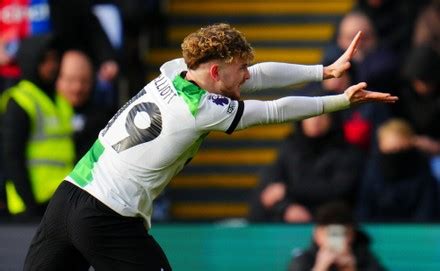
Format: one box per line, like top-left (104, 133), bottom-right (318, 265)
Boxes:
top-left (69, 139), bottom-right (105, 187)
top-left (172, 75), bottom-right (206, 116)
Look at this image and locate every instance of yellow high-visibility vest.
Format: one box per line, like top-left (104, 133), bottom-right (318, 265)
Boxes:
top-left (1, 80), bottom-right (75, 214)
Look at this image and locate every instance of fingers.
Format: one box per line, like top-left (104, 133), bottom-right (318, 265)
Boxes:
top-left (349, 82), bottom-right (367, 91)
top-left (357, 81), bottom-right (367, 89)
top-left (359, 89), bottom-right (399, 103)
top-left (344, 82), bottom-right (366, 101)
top-left (346, 82), bottom-right (399, 104)
top-left (345, 31), bottom-right (362, 59)
top-left (329, 62), bottom-right (351, 79)
top-left (365, 91), bottom-right (399, 103)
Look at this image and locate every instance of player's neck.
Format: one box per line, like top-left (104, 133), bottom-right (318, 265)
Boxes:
top-left (185, 68), bottom-right (217, 94)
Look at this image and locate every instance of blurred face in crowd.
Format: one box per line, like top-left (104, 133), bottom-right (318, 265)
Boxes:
top-left (38, 50), bottom-right (60, 83)
top-left (302, 114), bottom-right (332, 138)
top-left (57, 51), bottom-right (93, 107)
top-left (412, 79), bottom-right (436, 96)
top-left (378, 128), bottom-right (413, 154)
top-left (338, 12), bottom-right (376, 60)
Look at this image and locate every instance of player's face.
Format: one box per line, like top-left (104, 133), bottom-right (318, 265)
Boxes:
top-left (217, 58), bottom-right (250, 100)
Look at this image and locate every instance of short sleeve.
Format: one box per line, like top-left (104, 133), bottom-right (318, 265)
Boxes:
top-left (195, 94), bottom-right (244, 134)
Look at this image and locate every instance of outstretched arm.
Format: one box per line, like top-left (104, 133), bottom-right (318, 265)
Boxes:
top-left (235, 82), bottom-right (397, 130)
top-left (241, 31), bottom-right (363, 92)
top-left (241, 62), bottom-right (323, 93)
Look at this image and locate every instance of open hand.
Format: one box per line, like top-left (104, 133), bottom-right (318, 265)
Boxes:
top-left (344, 82), bottom-right (398, 105)
top-left (323, 31), bottom-right (362, 79)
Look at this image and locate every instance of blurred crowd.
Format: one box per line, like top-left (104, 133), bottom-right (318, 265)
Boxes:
top-left (0, 0), bottom-right (163, 219)
top-left (250, 0), bottom-right (440, 225)
top-left (0, 0), bottom-right (439, 229)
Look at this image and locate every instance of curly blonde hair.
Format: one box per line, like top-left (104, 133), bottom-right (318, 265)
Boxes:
top-left (181, 23), bottom-right (254, 69)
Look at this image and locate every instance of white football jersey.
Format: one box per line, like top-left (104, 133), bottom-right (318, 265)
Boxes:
top-left (66, 59), bottom-right (243, 228)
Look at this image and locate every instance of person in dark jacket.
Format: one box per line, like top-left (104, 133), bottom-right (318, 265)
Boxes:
top-left (322, 11), bottom-right (400, 93)
top-left (395, 45), bottom-right (440, 182)
top-left (288, 201), bottom-right (387, 271)
top-left (49, 0), bottom-right (120, 109)
top-left (356, 118), bottom-right (439, 222)
top-left (49, 0), bottom-right (118, 78)
top-left (249, 111), bottom-right (364, 223)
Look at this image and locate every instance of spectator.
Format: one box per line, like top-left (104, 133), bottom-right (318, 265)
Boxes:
top-left (0, 34), bottom-right (75, 218)
top-left (56, 50), bottom-right (114, 160)
top-left (322, 11), bottom-right (399, 92)
top-left (396, 45), bottom-right (440, 181)
top-left (413, 0), bottom-right (440, 54)
top-left (249, 112), bottom-right (363, 223)
top-left (356, 119), bottom-right (438, 222)
top-left (288, 201), bottom-right (386, 271)
top-left (49, 0), bottom-right (120, 109)
top-left (92, 0), bottom-right (124, 109)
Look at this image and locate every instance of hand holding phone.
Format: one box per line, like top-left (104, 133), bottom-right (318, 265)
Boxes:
top-left (326, 225), bottom-right (346, 254)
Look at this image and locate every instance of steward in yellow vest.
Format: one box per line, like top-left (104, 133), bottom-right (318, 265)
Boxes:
top-left (0, 34), bottom-right (75, 216)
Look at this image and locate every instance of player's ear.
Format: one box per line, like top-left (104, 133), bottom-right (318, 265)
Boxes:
top-left (209, 64), bottom-right (220, 81)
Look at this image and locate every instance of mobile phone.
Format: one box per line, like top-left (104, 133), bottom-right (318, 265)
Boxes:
top-left (326, 225), bottom-right (346, 253)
